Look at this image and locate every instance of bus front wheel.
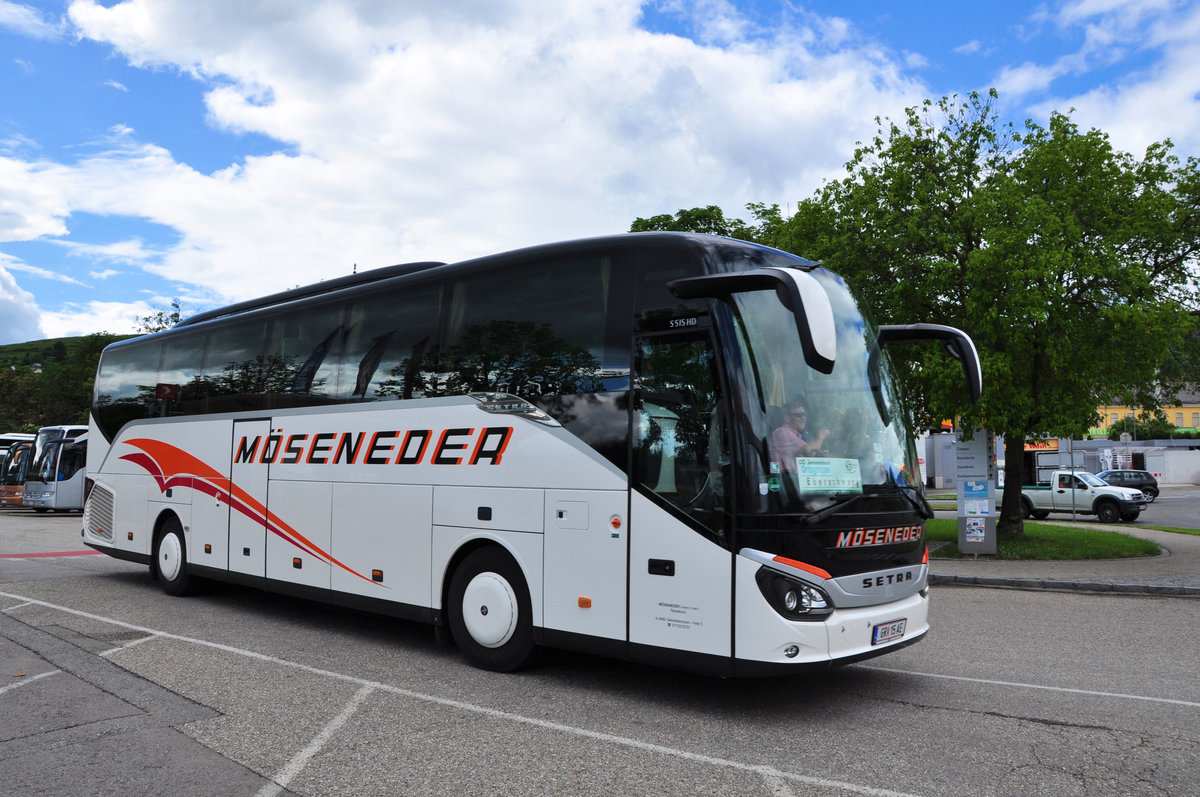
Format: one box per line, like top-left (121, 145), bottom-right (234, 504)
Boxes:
top-left (154, 516), bottom-right (195, 597)
top-left (447, 547), bottom-right (537, 672)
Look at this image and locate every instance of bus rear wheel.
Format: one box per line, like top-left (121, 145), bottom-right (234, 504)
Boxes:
top-left (154, 516), bottom-right (196, 597)
top-left (447, 547), bottom-right (537, 672)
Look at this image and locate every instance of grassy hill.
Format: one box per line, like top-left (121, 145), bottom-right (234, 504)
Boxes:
top-left (0, 334), bottom-right (134, 370)
top-left (0, 333), bottom-right (133, 432)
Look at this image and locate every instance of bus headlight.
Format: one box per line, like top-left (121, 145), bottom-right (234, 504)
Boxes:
top-left (756, 568), bottom-right (834, 621)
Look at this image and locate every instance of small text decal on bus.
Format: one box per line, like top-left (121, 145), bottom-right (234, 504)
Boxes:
top-left (235, 426), bottom-right (514, 467)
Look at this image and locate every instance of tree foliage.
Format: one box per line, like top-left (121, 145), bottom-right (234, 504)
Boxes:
top-left (0, 334), bottom-right (123, 431)
top-left (136, 298), bottom-right (186, 333)
top-left (632, 90), bottom-right (1200, 536)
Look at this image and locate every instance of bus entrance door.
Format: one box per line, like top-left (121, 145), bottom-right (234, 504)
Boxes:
top-left (229, 419), bottom-right (269, 579)
top-left (628, 331), bottom-right (732, 660)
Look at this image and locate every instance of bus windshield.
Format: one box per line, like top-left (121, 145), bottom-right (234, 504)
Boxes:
top-left (27, 428), bottom-right (61, 483)
top-left (726, 267), bottom-right (917, 516)
top-left (1, 443), bottom-right (31, 485)
top-left (27, 427), bottom-right (87, 483)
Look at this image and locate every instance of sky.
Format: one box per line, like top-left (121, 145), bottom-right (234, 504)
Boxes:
top-left (2, 0), bottom-right (1199, 344)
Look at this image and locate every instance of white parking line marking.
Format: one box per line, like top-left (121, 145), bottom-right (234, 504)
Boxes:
top-left (99, 633), bottom-right (160, 658)
top-left (0, 668), bottom-right (60, 696)
top-left (256, 684), bottom-right (375, 797)
top-left (864, 665), bottom-right (1200, 708)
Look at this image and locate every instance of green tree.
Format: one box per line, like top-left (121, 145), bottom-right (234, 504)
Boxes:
top-left (780, 91), bottom-right (1200, 535)
top-left (136, 299), bottom-right (186, 333)
top-left (631, 205), bottom-right (761, 239)
top-left (0, 333), bottom-right (125, 430)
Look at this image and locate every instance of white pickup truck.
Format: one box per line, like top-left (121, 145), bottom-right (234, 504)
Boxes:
top-left (1021, 469), bottom-right (1147, 523)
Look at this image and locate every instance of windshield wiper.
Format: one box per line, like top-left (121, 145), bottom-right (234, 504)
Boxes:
top-left (898, 485), bottom-right (935, 519)
top-left (802, 494), bottom-right (866, 526)
top-left (801, 485), bottom-right (933, 526)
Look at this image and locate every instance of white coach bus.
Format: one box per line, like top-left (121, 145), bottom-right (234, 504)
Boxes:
top-left (83, 233), bottom-right (980, 675)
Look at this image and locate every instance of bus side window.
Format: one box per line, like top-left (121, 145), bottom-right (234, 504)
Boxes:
top-left (201, 319), bottom-right (269, 414)
top-left (94, 340), bottom-right (162, 440)
top-left (338, 282), bottom-right (444, 402)
top-left (160, 330), bottom-right (205, 417)
top-left (265, 299), bottom-right (346, 408)
top-left (443, 256), bottom-right (609, 400)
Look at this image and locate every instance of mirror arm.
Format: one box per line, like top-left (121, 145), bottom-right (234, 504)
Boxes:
top-left (876, 323), bottom-right (982, 403)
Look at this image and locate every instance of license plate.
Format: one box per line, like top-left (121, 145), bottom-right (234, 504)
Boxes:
top-left (871, 619), bottom-right (907, 646)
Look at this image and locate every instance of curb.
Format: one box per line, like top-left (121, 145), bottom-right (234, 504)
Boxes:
top-left (929, 574), bottom-right (1200, 597)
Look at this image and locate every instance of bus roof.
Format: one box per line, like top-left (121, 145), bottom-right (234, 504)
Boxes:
top-left (176, 259), bottom-right (447, 328)
top-left (104, 232), bottom-right (811, 353)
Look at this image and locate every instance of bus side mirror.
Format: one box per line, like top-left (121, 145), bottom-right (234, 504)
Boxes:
top-left (875, 323), bottom-right (983, 403)
top-left (668, 267), bottom-right (836, 374)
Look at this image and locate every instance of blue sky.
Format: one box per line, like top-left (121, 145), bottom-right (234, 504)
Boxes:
top-left (2, 0), bottom-right (1198, 344)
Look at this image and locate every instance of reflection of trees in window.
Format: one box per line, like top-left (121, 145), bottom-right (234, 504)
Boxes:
top-left (283, 324), bottom-right (348, 396)
top-left (433, 320), bottom-right (602, 399)
top-left (94, 392), bottom-right (156, 436)
top-left (637, 339), bottom-right (718, 469)
top-left (370, 335), bottom-right (433, 400)
top-left (203, 353), bottom-right (333, 410)
top-left (635, 336), bottom-right (724, 537)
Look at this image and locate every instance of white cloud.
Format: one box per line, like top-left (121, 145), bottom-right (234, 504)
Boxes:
top-left (57, 235), bottom-right (164, 267)
top-left (0, 0), bottom-right (1185, 342)
top-left (1023, 1), bottom-right (1200, 156)
top-left (20, 0), bottom-right (925, 313)
top-left (2, 260), bottom-right (86, 285)
top-left (0, 261), bottom-right (45, 344)
top-left (0, 1), bottom-right (63, 40)
top-left (995, 59), bottom-right (1066, 97)
top-left (38, 298), bottom-right (157, 337)
top-left (0, 156), bottom-right (70, 240)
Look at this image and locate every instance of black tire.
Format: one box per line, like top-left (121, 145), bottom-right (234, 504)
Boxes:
top-left (1020, 498), bottom-right (1034, 519)
top-left (1095, 501), bottom-right (1120, 524)
top-left (154, 515), bottom-right (196, 596)
top-left (447, 547), bottom-right (537, 672)
top-left (1143, 488), bottom-right (1158, 502)
top-left (1031, 510), bottom-right (1050, 520)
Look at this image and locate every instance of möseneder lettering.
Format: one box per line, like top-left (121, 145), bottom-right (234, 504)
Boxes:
top-left (834, 525), bottom-right (922, 549)
top-left (234, 426), bottom-right (513, 466)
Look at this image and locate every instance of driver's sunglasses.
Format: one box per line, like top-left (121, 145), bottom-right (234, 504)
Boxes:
top-left (789, 411), bottom-right (807, 418)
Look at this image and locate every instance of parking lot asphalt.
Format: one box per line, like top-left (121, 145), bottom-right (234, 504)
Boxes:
top-left (0, 509), bottom-right (292, 794)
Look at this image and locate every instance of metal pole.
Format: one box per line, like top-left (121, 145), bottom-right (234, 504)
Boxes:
top-left (1069, 437), bottom-right (1076, 519)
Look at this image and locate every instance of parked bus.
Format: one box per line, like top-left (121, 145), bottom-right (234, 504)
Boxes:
top-left (82, 233), bottom-right (980, 675)
top-left (24, 433), bottom-right (88, 512)
top-left (0, 440), bottom-right (34, 507)
top-left (1, 432), bottom-right (35, 457)
top-left (22, 425), bottom-right (87, 511)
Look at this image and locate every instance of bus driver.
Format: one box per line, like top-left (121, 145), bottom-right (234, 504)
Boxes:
top-left (769, 399), bottom-right (829, 470)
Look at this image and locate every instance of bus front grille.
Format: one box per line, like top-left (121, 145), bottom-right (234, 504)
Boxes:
top-left (86, 486), bottom-right (114, 541)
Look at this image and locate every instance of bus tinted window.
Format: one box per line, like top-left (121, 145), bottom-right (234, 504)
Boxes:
top-left (94, 340), bottom-right (162, 439)
top-left (266, 300), bottom-right (346, 408)
top-left (202, 319), bottom-right (269, 414)
top-left (441, 256), bottom-right (609, 399)
top-left (340, 282), bottom-right (444, 401)
top-left (159, 330), bottom-right (206, 417)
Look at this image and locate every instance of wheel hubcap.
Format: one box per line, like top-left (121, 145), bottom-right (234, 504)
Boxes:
top-left (159, 533), bottom-right (182, 581)
top-left (461, 571), bottom-right (517, 648)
